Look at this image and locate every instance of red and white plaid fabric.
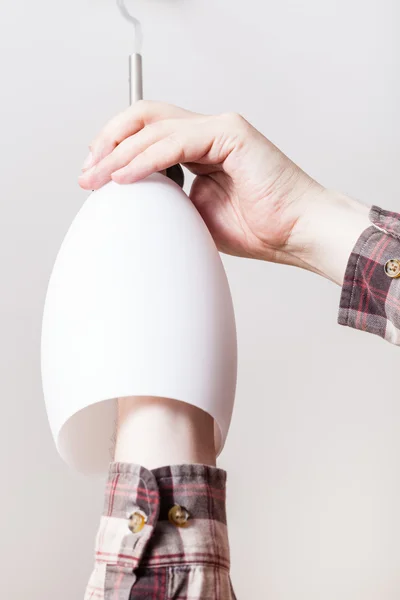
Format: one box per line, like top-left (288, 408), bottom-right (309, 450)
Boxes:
top-left (84, 463), bottom-right (236, 600)
top-left (339, 205), bottom-right (400, 344)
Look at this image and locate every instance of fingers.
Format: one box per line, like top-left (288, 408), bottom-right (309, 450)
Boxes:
top-left (84, 100), bottom-right (199, 170)
top-left (79, 119), bottom-right (178, 190)
top-left (80, 116), bottom-right (226, 190)
top-left (112, 122), bottom-right (215, 183)
top-left (111, 138), bottom-right (183, 183)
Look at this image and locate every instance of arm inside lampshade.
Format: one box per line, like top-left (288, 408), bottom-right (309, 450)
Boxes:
top-left (114, 396), bottom-right (216, 469)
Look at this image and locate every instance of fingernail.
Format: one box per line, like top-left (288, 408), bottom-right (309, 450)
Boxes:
top-left (82, 151), bottom-right (94, 172)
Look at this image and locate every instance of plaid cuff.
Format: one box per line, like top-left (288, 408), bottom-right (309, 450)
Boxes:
top-left (339, 206), bottom-right (400, 344)
top-left (84, 463), bottom-right (232, 600)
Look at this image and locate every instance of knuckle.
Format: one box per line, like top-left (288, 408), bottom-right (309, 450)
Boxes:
top-left (134, 98), bottom-right (149, 111)
top-left (131, 99), bottom-right (155, 118)
top-left (145, 120), bottom-right (162, 135)
top-left (97, 124), bottom-right (118, 149)
top-left (220, 111), bottom-right (247, 129)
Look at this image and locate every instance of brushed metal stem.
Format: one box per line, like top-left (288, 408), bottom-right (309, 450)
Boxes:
top-left (129, 53), bottom-right (143, 104)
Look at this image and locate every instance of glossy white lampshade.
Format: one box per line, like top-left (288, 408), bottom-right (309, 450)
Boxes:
top-left (41, 174), bottom-right (237, 474)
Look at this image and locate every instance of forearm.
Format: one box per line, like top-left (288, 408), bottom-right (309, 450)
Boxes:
top-left (290, 191), bottom-right (400, 344)
top-left (87, 401), bottom-right (228, 600)
top-left (114, 396), bottom-right (216, 469)
top-left (292, 188), bottom-right (371, 285)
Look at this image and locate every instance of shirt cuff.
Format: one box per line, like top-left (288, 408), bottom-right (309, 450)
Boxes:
top-left (338, 206), bottom-right (400, 344)
top-left (84, 463), bottom-right (230, 600)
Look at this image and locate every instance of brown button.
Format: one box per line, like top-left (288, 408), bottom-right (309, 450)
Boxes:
top-left (168, 504), bottom-right (190, 528)
top-left (128, 510), bottom-right (147, 534)
top-left (384, 259), bottom-right (400, 278)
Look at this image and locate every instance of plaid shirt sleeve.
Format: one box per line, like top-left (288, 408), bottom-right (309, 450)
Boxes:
top-left (339, 205), bottom-right (400, 344)
top-left (84, 462), bottom-right (236, 600)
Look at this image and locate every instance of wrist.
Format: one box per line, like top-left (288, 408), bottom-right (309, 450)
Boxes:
top-left (290, 188), bottom-right (371, 285)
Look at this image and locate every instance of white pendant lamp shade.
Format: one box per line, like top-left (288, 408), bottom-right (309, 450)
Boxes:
top-left (41, 174), bottom-right (237, 474)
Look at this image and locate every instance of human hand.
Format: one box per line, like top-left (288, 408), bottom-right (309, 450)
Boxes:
top-left (79, 101), bottom-right (369, 281)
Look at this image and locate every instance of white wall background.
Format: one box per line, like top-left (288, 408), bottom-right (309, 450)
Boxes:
top-left (0, 0), bottom-right (399, 598)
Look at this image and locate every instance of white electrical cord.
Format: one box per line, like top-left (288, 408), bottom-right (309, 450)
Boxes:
top-left (116, 0), bottom-right (143, 55)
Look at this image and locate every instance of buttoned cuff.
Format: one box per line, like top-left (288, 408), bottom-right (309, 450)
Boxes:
top-left (339, 206), bottom-right (400, 344)
top-left (84, 462), bottom-right (230, 600)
